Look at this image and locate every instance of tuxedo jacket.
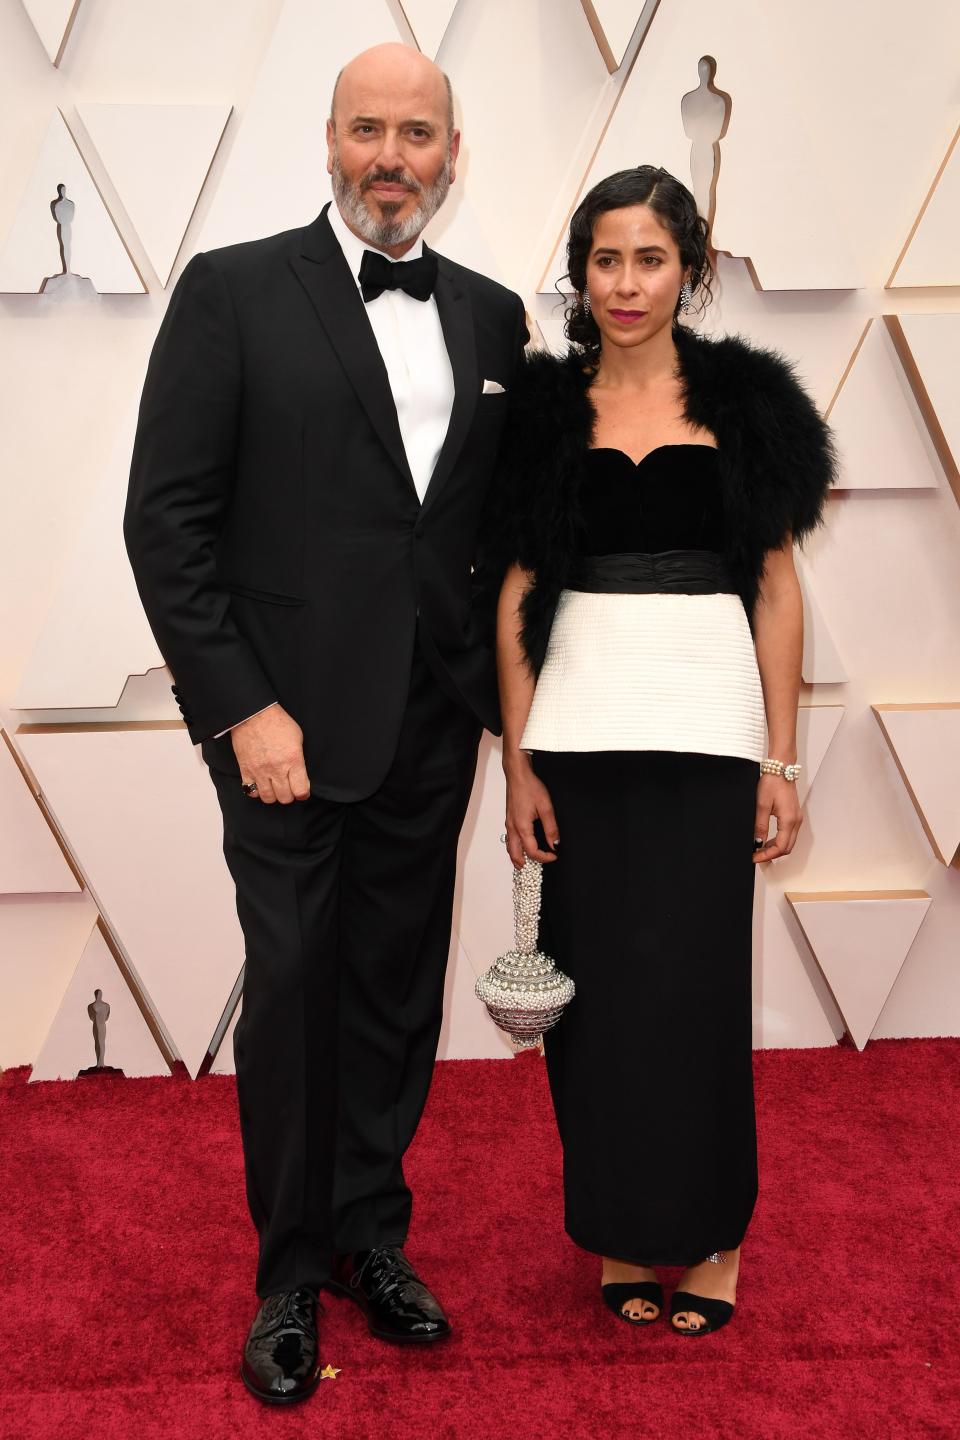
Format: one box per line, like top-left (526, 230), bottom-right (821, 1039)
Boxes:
top-left (125, 204), bottom-right (528, 801)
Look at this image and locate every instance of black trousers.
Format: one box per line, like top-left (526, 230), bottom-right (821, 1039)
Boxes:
top-left (210, 643), bottom-right (481, 1297)
top-left (535, 750), bottom-right (759, 1267)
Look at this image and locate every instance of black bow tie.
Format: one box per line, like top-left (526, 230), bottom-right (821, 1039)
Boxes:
top-left (358, 248), bottom-right (438, 304)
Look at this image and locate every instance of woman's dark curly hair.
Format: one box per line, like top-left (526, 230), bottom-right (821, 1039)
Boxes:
top-left (563, 165), bottom-right (714, 359)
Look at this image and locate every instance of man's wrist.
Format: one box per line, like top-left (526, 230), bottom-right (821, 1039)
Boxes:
top-left (216, 701), bottom-right (279, 739)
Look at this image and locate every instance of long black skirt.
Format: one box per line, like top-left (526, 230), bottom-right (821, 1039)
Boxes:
top-left (534, 749), bottom-right (759, 1267)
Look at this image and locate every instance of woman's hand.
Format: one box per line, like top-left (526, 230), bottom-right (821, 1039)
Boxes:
top-left (752, 773), bottom-right (803, 863)
top-left (504, 756), bottom-right (559, 868)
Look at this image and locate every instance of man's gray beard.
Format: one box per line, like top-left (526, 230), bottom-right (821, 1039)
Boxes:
top-left (331, 149), bottom-right (452, 247)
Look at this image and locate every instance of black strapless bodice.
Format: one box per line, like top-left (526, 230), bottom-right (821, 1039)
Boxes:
top-left (577, 444), bottom-right (724, 556)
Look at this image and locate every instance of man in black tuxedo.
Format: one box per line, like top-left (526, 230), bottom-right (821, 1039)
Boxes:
top-left (125, 43), bottom-right (526, 1405)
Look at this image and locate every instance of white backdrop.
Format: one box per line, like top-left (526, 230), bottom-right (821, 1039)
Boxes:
top-left (1, 0), bottom-right (959, 1079)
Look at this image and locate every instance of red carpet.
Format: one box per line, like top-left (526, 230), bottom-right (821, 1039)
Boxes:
top-left (2, 1039), bottom-right (959, 1440)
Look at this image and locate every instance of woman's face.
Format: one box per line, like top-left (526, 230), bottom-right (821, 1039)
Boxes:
top-left (583, 203), bottom-right (687, 351)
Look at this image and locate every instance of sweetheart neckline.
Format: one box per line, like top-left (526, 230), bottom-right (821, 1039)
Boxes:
top-left (587, 443), bottom-right (719, 469)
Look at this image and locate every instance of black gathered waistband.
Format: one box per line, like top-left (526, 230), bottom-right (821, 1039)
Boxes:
top-left (567, 549), bottom-right (738, 595)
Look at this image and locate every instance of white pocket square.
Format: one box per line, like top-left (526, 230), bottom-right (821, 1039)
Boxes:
top-left (482, 379), bottom-right (506, 394)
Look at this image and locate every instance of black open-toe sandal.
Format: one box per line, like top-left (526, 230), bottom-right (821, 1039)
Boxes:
top-left (669, 1250), bottom-right (736, 1335)
top-left (601, 1281), bottom-right (664, 1327)
top-left (669, 1290), bottom-right (734, 1336)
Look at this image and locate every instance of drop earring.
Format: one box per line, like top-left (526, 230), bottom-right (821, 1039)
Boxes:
top-left (679, 279), bottom-right (693, 314)
top-left (582, 291), bottom-right (592, 316)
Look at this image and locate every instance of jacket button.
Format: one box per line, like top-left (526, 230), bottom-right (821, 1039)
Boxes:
top-left (414, 522), bottom-right (424, 539)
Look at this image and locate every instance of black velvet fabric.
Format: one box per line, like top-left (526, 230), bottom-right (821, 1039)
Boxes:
top-left (577, 444), bottom-right (724, 556)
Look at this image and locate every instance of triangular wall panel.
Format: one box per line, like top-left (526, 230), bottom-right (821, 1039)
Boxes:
top-left (542, 4), bottom-right (960, 294)
top-left (885, 313), bottom-right (960, 506)
top-left (398, 0), bottom-right (459, 57)
top-left (30, 922), bottom-right (168, 1081)
top-left (21, 0), bottom-right (80, 66)
top-left (424, 0), bottom-right (612, 294)
top-left (579, 0), bottom-right (645, 72)
top-left (694, 258), bottom-right (867, 413)
top-left (195, 0), bottom-right (407, 254)
top-left (786, 891), bottom-right (932, 1050)
top-left (796, 705), bottom-right (845, 807)
top-left (0, 732), bottom-right (79, 894)
top-left (827, 320), bottom-right (940, 490)
top-left (0, 111), bottom-right (144, 294)
top-left (539, 0), bottom-right (861, 294)
top-left (870, 887), bottom-right (960, 1041)
top-left (752, 872), bottom-right (843, 1049)
top-left (873, 704), bottom-right (960, 866)
top-left (0, 893), bottom-right (98, 1068)
top-left (888, 125), bottom-right (960, 288)
top-left (78, 104), bottom-right (232, 285)
top-left (12, 401), bottom-right (165, 709)
top-left (796, 560), bottom-right (847, 684)
top-left (17, 725), bottom-right (245, 1077)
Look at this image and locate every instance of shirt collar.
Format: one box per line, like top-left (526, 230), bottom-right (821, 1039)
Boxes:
top-left (327, 201), bottom-right (425, 291)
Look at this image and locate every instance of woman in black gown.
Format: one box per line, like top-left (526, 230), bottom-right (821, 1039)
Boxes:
top-left (494, 167), bottom-right (835, 1334)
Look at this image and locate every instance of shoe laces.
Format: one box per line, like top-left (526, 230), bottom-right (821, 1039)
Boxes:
top-left (351, 1247), bottom-right (415, 1303)
top-left (263, 1287), bottom-right (318, 1337)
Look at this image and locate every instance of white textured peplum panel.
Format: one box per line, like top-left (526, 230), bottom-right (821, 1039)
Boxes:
top-left (520, 589), bottom-right (766, 762)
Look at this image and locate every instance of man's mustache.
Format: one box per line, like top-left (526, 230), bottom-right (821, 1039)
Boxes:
top-left (361, 168), bottom-right (421, 194)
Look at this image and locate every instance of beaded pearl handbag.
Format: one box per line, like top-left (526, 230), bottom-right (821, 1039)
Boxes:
top-left (474, 858), bottom-right (575, 1049)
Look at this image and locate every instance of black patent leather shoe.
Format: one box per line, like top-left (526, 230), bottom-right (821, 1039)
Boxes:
top-left (330, 1247), bottom-right (450, 1343)
top-left (240, 1288), bottom-right (323, 1404)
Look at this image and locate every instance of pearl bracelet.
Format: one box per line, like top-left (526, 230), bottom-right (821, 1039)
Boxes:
top-left (760, 758), bottom-right (802, 782)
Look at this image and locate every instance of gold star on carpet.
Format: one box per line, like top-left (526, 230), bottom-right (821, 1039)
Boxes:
top-left (320, 1364), bottom-right (341, 1380)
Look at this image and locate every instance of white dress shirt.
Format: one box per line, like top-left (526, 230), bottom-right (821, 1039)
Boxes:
top-left (218, 204), bottom-right (455, 738)
top-left (327, 201), bottom-right (455, 504)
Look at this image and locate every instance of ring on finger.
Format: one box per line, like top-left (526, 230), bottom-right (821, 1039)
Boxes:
top-left (241, 780), bottom-right (259, 797)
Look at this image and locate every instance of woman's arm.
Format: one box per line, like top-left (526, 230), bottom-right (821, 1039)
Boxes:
top-left (751, 537), bottom-right (804, 863)
top-left (497, 563), bottom-right (560, 869)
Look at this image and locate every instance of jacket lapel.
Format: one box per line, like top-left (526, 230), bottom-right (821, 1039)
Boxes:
top-left (289, 206), bottom-right (415, 492)
top-left (421, 251), bottom-right (478, 514)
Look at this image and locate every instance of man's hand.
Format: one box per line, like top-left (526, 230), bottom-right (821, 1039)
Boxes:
top-left (231, 703), bottom-right (310, 804)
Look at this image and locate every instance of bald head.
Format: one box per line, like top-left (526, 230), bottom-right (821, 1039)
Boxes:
top-left (326, 41), bottom-right (460, 256)
top-left (330, 43), bottom-right (454, 138)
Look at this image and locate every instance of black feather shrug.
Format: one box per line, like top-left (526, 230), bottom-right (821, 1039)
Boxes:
top-left (485, 325), bottom-right (838, 675)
